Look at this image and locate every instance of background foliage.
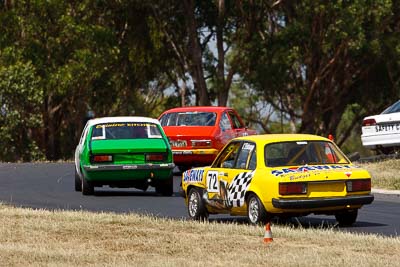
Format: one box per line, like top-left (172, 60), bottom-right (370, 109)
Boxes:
top-left (0, 0), bottom-right (399, 161)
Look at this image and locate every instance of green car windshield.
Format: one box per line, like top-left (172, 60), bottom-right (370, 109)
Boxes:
top-left (91, 122), bottom-right (163, 140)
top-left (265, 141), bottom-right (349, 167)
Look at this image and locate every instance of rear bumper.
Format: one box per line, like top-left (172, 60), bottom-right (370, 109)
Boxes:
top-left (83, 163), bottom-right (175, 172)
top-left (272, 194), bottom-right (374, 209)
top-left (82, 163), bottom-right (174, 183)
top-left (172, 149), bottom-right (218, 165)
top-left (172, 148), bottom-right (218, 155)
top-left (361, 132), bottom-right (400, 148)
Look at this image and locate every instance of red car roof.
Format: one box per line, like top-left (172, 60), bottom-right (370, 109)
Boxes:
top-left (161, 106), bottom-right (232, 114)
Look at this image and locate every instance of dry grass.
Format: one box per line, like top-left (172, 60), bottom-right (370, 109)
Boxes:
top-left (1, 204), bottom-right (399, 267)
top-left (359, 159), bottom-right (400, 190)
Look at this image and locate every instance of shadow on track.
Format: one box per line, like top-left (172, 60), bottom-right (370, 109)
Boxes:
top-left (92, 189), bottom-right (182, 198)
top-left (208, 215), bottom-right (386, 230)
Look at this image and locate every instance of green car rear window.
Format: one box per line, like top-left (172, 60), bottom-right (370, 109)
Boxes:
top-left (91, 122), bottom-right (163, 140)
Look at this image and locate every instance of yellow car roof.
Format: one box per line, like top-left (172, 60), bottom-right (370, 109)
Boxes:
top-left (234, 134), bottom-right (330, 143)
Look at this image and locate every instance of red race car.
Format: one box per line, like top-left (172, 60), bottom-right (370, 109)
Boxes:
top-left (158, 106), bottom-right (257, 171)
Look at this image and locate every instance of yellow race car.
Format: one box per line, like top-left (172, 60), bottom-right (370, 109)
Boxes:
top-left (181, 134), bottom-right (374, 226)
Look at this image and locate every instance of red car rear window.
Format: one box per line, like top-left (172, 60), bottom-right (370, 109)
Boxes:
top-left (160, 112), bottom-right (217, 126)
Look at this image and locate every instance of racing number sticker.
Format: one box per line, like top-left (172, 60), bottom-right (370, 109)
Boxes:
top-left (207, 171), bottom-right (219, 193)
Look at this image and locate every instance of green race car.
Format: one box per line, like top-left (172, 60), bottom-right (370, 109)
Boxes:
top-left (74, 116), bottom-right (175, 196)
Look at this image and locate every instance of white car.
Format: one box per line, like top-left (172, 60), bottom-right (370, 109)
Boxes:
top-left (361, 100), bottom-right (400, 154)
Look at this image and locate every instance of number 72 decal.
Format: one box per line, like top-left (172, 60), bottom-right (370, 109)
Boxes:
top-left (206, 170), bottom-right (219, 193)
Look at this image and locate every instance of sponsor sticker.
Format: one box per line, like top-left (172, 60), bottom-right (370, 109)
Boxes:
top-left (271, 165), bottom-right (353, 176)
top-left (173, 151), bottom-right (193, 155)
top-left (242, 143), bottom-right (255, 151)
top-left (183, 169), bottom-right (204, 183)
top-left (96, 123), bottom-right (156, 128)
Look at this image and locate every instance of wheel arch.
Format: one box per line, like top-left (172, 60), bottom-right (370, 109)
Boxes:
top-left (184, 184), bottom-right (206, 206)
top-left (245, 189), bottom-right (271, 214)
top-left (186, 184), bottom-right (206, 198)
top-left (245, 189), bottom-right (264, 205)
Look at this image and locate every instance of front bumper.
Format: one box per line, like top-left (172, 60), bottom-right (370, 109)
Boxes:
top-left (83, 163), bottom-right (175, 172)
top-left (272, 194), bottom-right (374, 209)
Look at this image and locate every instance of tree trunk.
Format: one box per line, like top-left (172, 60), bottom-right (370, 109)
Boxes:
top-left (216, 0), bottom-right (228, 106)
top-left (180, 80), bottom-right (187, 107)
top-left (183, 0), bottom-right (210, 106)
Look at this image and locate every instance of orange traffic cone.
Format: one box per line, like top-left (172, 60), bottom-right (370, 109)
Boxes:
top-left (263, 222), bottom-right (273, 243)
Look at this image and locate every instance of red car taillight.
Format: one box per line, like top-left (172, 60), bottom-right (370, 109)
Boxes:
top-left (92, 155), bottom-right (113, 163)
top-left (362, 119), bottom-right (376, 126)
top-left (346, 179), bottom-right (371, 192)
top-left (279, 182), bottom-right (307, 195)
top-left (146, 153), bottom-right (165, 162)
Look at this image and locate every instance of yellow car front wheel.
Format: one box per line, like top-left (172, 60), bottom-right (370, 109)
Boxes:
top-left (188, 188), bottom-right (208, 221)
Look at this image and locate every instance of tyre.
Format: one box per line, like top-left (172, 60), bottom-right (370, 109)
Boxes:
top-left (81, 174), bottom-right (94, 195)
top-left (75, 169), bottom-right (82, 192)
top-left (155, 176), bottom-right (173, 196)
top-left (247, 193), bottom-right (268, 225)
top-left (187, 188), bottom-right (208, 221)
top-left (335, 210), bottom-right (358, 226)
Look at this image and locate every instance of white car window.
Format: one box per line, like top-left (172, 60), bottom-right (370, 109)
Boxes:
top-left (382, 100), bottom-right (400, 114)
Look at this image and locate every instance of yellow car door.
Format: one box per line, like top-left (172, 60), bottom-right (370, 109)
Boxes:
top-left (205, 141), bottom-right (257, 213)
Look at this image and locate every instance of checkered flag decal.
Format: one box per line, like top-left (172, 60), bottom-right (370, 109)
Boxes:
top-left (227, 171), bottom-right (255, 207)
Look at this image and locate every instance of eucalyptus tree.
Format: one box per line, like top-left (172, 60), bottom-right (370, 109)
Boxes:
top-left (151, 0), bottom-right (254, 107)
top-left (237, 0), bottom-right (400, 144)
top-left (0, 0), bottom-right (180, 160)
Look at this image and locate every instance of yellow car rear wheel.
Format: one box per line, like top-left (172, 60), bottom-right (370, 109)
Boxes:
top-left (335, 210), bottom-right (358, 226)
top-left (247, 193), bottom-right (268, 225)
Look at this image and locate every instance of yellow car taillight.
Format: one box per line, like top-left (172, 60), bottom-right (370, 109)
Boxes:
top-left (346, 179), bottom-right (371, 192)
top-left (279, 182), bottom-right (307, 195)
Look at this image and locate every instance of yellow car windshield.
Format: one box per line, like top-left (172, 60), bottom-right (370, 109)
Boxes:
top-left (264, 141), bottom-right (349, 167)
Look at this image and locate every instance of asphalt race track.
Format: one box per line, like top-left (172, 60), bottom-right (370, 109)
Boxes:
top-left (0, 162), bottom-right (399, 237)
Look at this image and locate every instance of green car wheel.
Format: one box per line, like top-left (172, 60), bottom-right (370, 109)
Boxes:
top-left (75, 169), bottom-right (82, 192)
top-left (81, 174), bottom-right (94, 195)
top-left (155, 175), bottom-right (173, 196)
